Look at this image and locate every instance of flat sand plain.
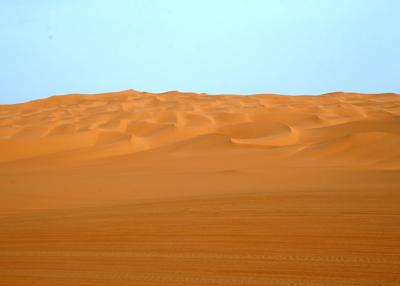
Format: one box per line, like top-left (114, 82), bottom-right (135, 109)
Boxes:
top-left (1, 90), bottom-right (400, 285)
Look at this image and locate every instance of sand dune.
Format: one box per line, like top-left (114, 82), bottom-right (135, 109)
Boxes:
top-left (1, 90), bottom-right (399, 164)
top-left (1, 90), bottom-right (400, 285)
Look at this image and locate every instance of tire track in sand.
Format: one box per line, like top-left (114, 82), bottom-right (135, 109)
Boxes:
top-left (1, 269), bottom-right (398, 286)
top-left (1, 250), bottom-right (399, 265)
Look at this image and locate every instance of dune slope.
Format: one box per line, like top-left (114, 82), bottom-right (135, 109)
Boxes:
top-left (1, 90), bottom-right (400, 285)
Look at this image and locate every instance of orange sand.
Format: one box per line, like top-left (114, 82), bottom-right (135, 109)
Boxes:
top-left (1, 90), bottom-right (400, 285)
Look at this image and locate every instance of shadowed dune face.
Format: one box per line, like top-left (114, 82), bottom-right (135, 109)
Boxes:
top-left (1, 90), bottom-right (400, 285)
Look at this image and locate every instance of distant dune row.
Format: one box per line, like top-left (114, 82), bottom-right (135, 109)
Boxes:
top-left (1, 90), bottom-right (399, 166)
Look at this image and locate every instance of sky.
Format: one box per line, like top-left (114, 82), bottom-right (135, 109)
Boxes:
top-left (1, 0), bottom-right (399, 104)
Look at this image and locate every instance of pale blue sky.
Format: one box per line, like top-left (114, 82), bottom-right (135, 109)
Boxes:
top-left (1, 0), bottom-right (399, 103)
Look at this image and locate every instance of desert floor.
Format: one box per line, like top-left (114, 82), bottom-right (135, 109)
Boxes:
top-left (1, 90), bottom-right (400, 285)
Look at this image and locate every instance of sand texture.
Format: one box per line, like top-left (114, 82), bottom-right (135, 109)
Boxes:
top-left (1, 90), bottom-right (400, 285)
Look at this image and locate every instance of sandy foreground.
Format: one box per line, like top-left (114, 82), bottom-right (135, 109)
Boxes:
top-left (1, 90), bottom-right (400, 285)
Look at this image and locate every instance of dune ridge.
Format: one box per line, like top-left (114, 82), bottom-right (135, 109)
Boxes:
top-left (1, 90), bottom-right (400, 286)
top-left (1, 90), bottom-right (399, 165)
